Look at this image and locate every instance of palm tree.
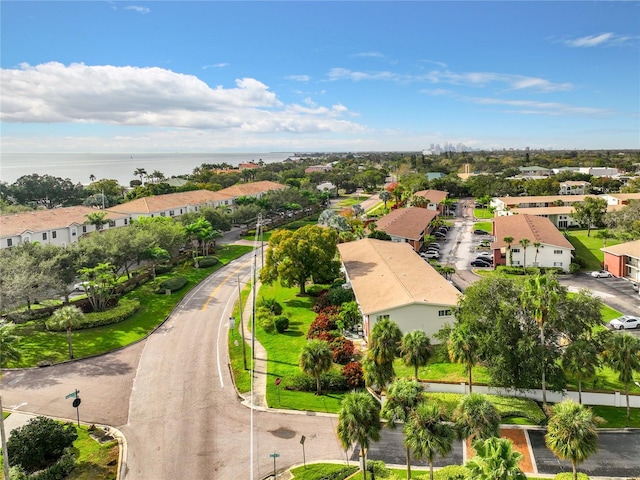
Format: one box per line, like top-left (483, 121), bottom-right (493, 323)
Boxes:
top-left (0, 322), bottom-right (22, 367)
top-left (441, 197), bottom-right (456, 216)
top-left (369, 318), bottom-right (402, 366)
top-left (562, 338), bottom-right (601, 404)
top-left (336, 391), bottom-right (381, 480)
top-left (448, 323), bottom-right (480, 394)
top-left (453, 393), bottom-right (500, 445)
top-left (363, 355), bottom-right (395, 391)
top-left (133, 167), bottom-right (147, 183)
top-left (545, 400), bottom-right (603, 480)
top-left (521, 273), bottom-right (561, 407)
top-left (532, 242), bottom-right (542, 266)
top-left (464, 437), bottom-right (526, 480)
top-left (602, 333), bottom-right (640, 424)
top-left (380, 379), bottom-right (424, 479)
top-left (379, 190), bottom-right (391, 210)
top-left (503, 236), bottom-right (514, 266)
top-left (400, 330), bottom-right (431, 381)
top-left (47, 306), bottom-right (83, 359)
top-left (404, 402), bottom-right (455, 480)
top-left (518, 238), bottom-right (531, 270)
top-left (85, 211), bottom-right (108, 231)
top-left (299, 339), bottom-right (333, 395)
top-left (89, 174), bottom-right (96, 183)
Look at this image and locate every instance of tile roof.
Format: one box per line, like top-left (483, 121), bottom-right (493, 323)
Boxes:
top-left (606, 193), bottom-right (640, 202)
top-left (1, 206), bottom-right (128, 237)
top-left (107, 189), bottom-right (233, 214)
top-left (375, 207), bottom-right (439, 240)
top-left (495, 195), bottom-right (590, 205)
top-left (602, 239), bottom-right (640, 258)
top-left (218, 180), bottom-right (286, 197)
top-left (338, 238), bottom-right (460, 315)
top-left (491, 214), bottom-right (574, 250)
top-left (560, 181), bottom-right (591, 186)
top-left (512, 204), bottom-right (625, 216)
top-left (413, 189), bottom-right (448, 204)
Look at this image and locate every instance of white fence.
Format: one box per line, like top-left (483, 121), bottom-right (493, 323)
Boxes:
top-left (422, 382), bottom-right (640, 408)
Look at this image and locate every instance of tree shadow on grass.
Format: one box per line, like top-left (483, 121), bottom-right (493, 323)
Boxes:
top-left (280, 330), bottom-right (304, 337)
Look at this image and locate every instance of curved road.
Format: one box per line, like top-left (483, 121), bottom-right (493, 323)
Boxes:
top-left (1, 250), bottom-right (346, 479)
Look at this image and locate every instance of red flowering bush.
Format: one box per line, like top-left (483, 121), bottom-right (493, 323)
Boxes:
top-left (342, 361), bottom-right (364, 389)
top-left (331, 337), bottom-right (355, 364)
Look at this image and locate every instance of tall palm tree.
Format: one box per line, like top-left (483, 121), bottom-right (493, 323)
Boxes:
top-left (363, 355), bottom-right (395, 392)
top-left (299, 339), bottom-right (333, 395)
top-left (562, 338), bottom-right (601, 404)
top-left (89, 174), bottom-right (96, 183)
top-left (337, 391), bottom-right (381, 480)
top-left (400, 330), bottom-right (431, 381)
top-left (464, 437), bottom-right (526, 480)
top-left (0, 323), bottom-right (22, 367)
top-left (521, 273), bottom-right (561, 407)
top-left (380, 190), bottom-right (391, 210)
top-left (369, 318), bottom-right (402, 366)
top-left (503, 236), bottom-right (514, 266)
top-left (545, 400), bottom-right (603, 480)
top-left (404, 402), bottom-right (455, 480)
top-left (453, 393), bottom-right (500, 445)
top-left (448, 323), bottom-right (480, 394)
top-left (518, 238), bottom-right (531, 270)
top-left (380, 379), bottom-right (424, 479)
top-left (532, 242), bottom-right (542, 266)
top-left (47, 306), bottom-right (83, 359)
top-left (133, 167), bottom-right (147, 183)
top-left (602, 333), bottom-right (640, 424)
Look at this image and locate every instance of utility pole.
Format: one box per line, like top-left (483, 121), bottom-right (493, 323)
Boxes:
top-left (0, 396), bottom-right (10, 480)
top-left (237, 274), bottom-right (247, 370)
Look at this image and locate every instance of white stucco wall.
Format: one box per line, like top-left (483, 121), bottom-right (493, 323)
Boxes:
top-left (509, 244), bottom-right (572, 271)
top-left (367, 302), bottom-right (456, 344)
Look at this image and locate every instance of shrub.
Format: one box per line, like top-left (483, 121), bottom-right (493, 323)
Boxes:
top-left (433, 465), bottom-right (469, 480)
top-left (288, 370), bottom-right (348, 392)
top-left (259, 316), bottom-right (275, 334)
top-left (327, 285), bottom-right (355, 306)
top-left (45, 298), bottom-right (140, 331)
top-left (154, 264), bottom-right (173, 275)
top-left (30, 452), bottom-right (76, 480)
top-left (366, 460), bottom-right (390, 478)
top-left (156, 276), bottom-right (188, 293)
top-left (342, 361), bottom-right (364, 388)
top-left (569, 262), bottom-right (581, 274)
top-left (305, 285), bottom-right (328, 297)
top-left (274, 315), bottom-right (289, 333)
top-left (331, 337), bottom-right (355, 364)
top-left (258, 297), bottom-right (283, 315)
top-left (307, 309), bottom-right (340, 339)
top-left (554, 474), bottom-right (590, 480)
top-left (194, 256), bottom-right (219, 268)
top-left (312, 291), bottom-right (332, 312)
top-left (6, 417), bottom-right (78, 474)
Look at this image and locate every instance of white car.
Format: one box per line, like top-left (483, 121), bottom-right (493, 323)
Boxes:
top-left (476, 252), bottom-right (493, 258)
top-left (420, 251), bottom-right (440, 259)
top-left (590, 270), bottom-right (613, 278)
top-left (73, 281), bottom-right (90, 292)
top-left (609, 315), bottom-right (640, 330)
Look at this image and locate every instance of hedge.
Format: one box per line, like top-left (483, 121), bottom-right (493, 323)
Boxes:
top-left (194, 256), bottom-right (219, 268)
top-left (156, 277), bottom-right (188, 293)
top-left (287, 370), bottom-right (349, 392)
top-left (45, 298), bottom-right (141, 331)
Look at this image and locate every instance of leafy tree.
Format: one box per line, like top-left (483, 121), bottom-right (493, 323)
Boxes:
top-left (299, 339), bottom-right (333, 395)
top-left (380, 379), bottom-right (424, 480)
top-left (140, 246), bottom-right (170, 279)
top-left (79, 225), bottom-right (148, 279)
top-left (47, 306), bottom-right (83, 359)
top-left (77, 263), bottom-right (117, 312)
top-left (602, 333), bottom-right (640, 423)
top-left (0, 322), bottom-right (21, 367)
top-left (464, 437), bottom-right (526, 480)
top-left (7, 416), bottom-right (78, 474)
top-left (133, 216), bottom-right (187, 258)
top-left (336, 391), bottom-right (381, 480)
top-left (448, 323), bottom-right (480, 394)
top-left (404, 402), bottom-right (455, 480)
top-left (260, 225), bottom-right (339, 295)
top-left (453, 393), bottom-right (500, 444)
top-left (0, 243), bottom-right (52, 312)
top-left (400, 330), bottom-right (431, 381)
top-left (572, 197), bottom-right (608, 236)
top-left (184, 217), bottom-right (214, 256)
top-left (9, 174), bottom-right (85, 208)
top-left (85, 211), bottom-right (109, 231)
top-left (545, 400), bottom-right (602, 480)
top-left (337, 301), bottom-right (361, 331)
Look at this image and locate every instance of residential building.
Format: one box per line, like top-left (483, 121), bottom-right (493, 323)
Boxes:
top-left (602, 240), bottom-right (640, 281)
top-left (517, 166), bottom-right (552, 177)
top-left (337, 238), bottom-right (460, 342)
top-left (413, 189), bottom-right (448, 212)
top-left (492, 195), bottom-right (591, 214)
top-left (491, 214), bottom-right (574, 272)
top-left (559, 181), bottom-right (591, 195)
top-left (375, 207), bottom-right (439, 252)
top-left (0, 206), bottom-right (130, 249)
top-left (304, 164), bottom-right (332, 174)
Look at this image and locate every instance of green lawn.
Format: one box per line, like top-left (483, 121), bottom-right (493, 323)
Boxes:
top-left (565, 229), bottom-right (621, 271)
top-left (474, 208), bottom-right (494, 219)
top-left (228, 282), bottom-right (254, 393)
top-left (473, 221), bottom-right (493, 233)
top-left (255, 283), bottom-right (347, 413)
top-left (290, 464), bottom-right (358, 480)
top-left (6, 245), bottom-right (253, 368)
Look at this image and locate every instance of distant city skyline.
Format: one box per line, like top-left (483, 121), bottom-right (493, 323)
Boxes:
top-left (1, 1), bottom-right (639, 154)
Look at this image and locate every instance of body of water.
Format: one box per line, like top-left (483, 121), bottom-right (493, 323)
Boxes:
top-left (0, 152), bottom-right (295, 185)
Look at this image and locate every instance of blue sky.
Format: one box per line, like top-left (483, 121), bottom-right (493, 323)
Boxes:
top-left (1, 1), bottom-right (639, 153)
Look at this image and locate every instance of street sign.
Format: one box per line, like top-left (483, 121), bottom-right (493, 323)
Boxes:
top-left (300, 435), bottom-right (306, 445)
top-left (275, 377), bottom-right (281, 386)
top-left (270, 453), bottom-right (280, 459)
top-left (65, 391), bottom-right (77, 399)
top-left (72, 398), bottom-right (81, 408)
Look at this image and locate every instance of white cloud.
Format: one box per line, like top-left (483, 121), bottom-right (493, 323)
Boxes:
top-left (124, 5), bottom-right (150, 14)
top-left (327, 67), bottom-right (572, 92)
top-left (351, 52), bottom-right (385, 58)
top-left (0, 62), bottom-right (364, 134)
top-left (285, 75), bottom-right (311, 82)
top-left (564, 32), bottom-right (632, 47)
top-left (203, 63), bottom-right (229, 69)
top-left (465, 96), bottom-right (613, 116)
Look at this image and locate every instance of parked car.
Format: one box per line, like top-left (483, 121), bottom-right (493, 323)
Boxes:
top-left (474, 229), bottom-right (490, 235)
top-left (73, 281), bottom-right (89, 292)
top-left (434, 232), bottom-right (446, 238)
top-left (425, 243), bottom-right (440, 250)
top-left (471, 259), bottom-right (492, 267)
top-left (590, 270), bottom-right (613, 278)
top-left (476, 252), bottom-right (493, 258)
top-left (609, 315), bottom-right (640, 330)
top-left (478, 240), bottom-right (491, 247)
top-left (421, 251), bottom-right (440, 259)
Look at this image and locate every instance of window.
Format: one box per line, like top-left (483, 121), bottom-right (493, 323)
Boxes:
top-left (438, 309), bottom-right (452, 317)
top-left (82, 226), bottom-right (87, 233)
top-left (71, 228), bottom-right (77, 237)
top-left (554, 250), bottom-right (562, 255)
top-left (512, 248), bottom-right (520, 253)
top-left (124, 218), bottom-right (128, 225)
top-left (169, 210), bottom-right (175, 216)
top-left (376, 314), bottom-right (390, 321)
top-left (42, 232), bottom-right (47, 240)
top-left (52, 231), bottom-right (57, 239)
top-left (554, 262), bottom-right (563, 267)
top-left (109, 220), bottom-right (116, 227)
top-left (160, 212), bottom-right (166, 217)
top-left (7, 239), bottom-right (12, 247)
top-left (513, 260), bottom-right (521, 265)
